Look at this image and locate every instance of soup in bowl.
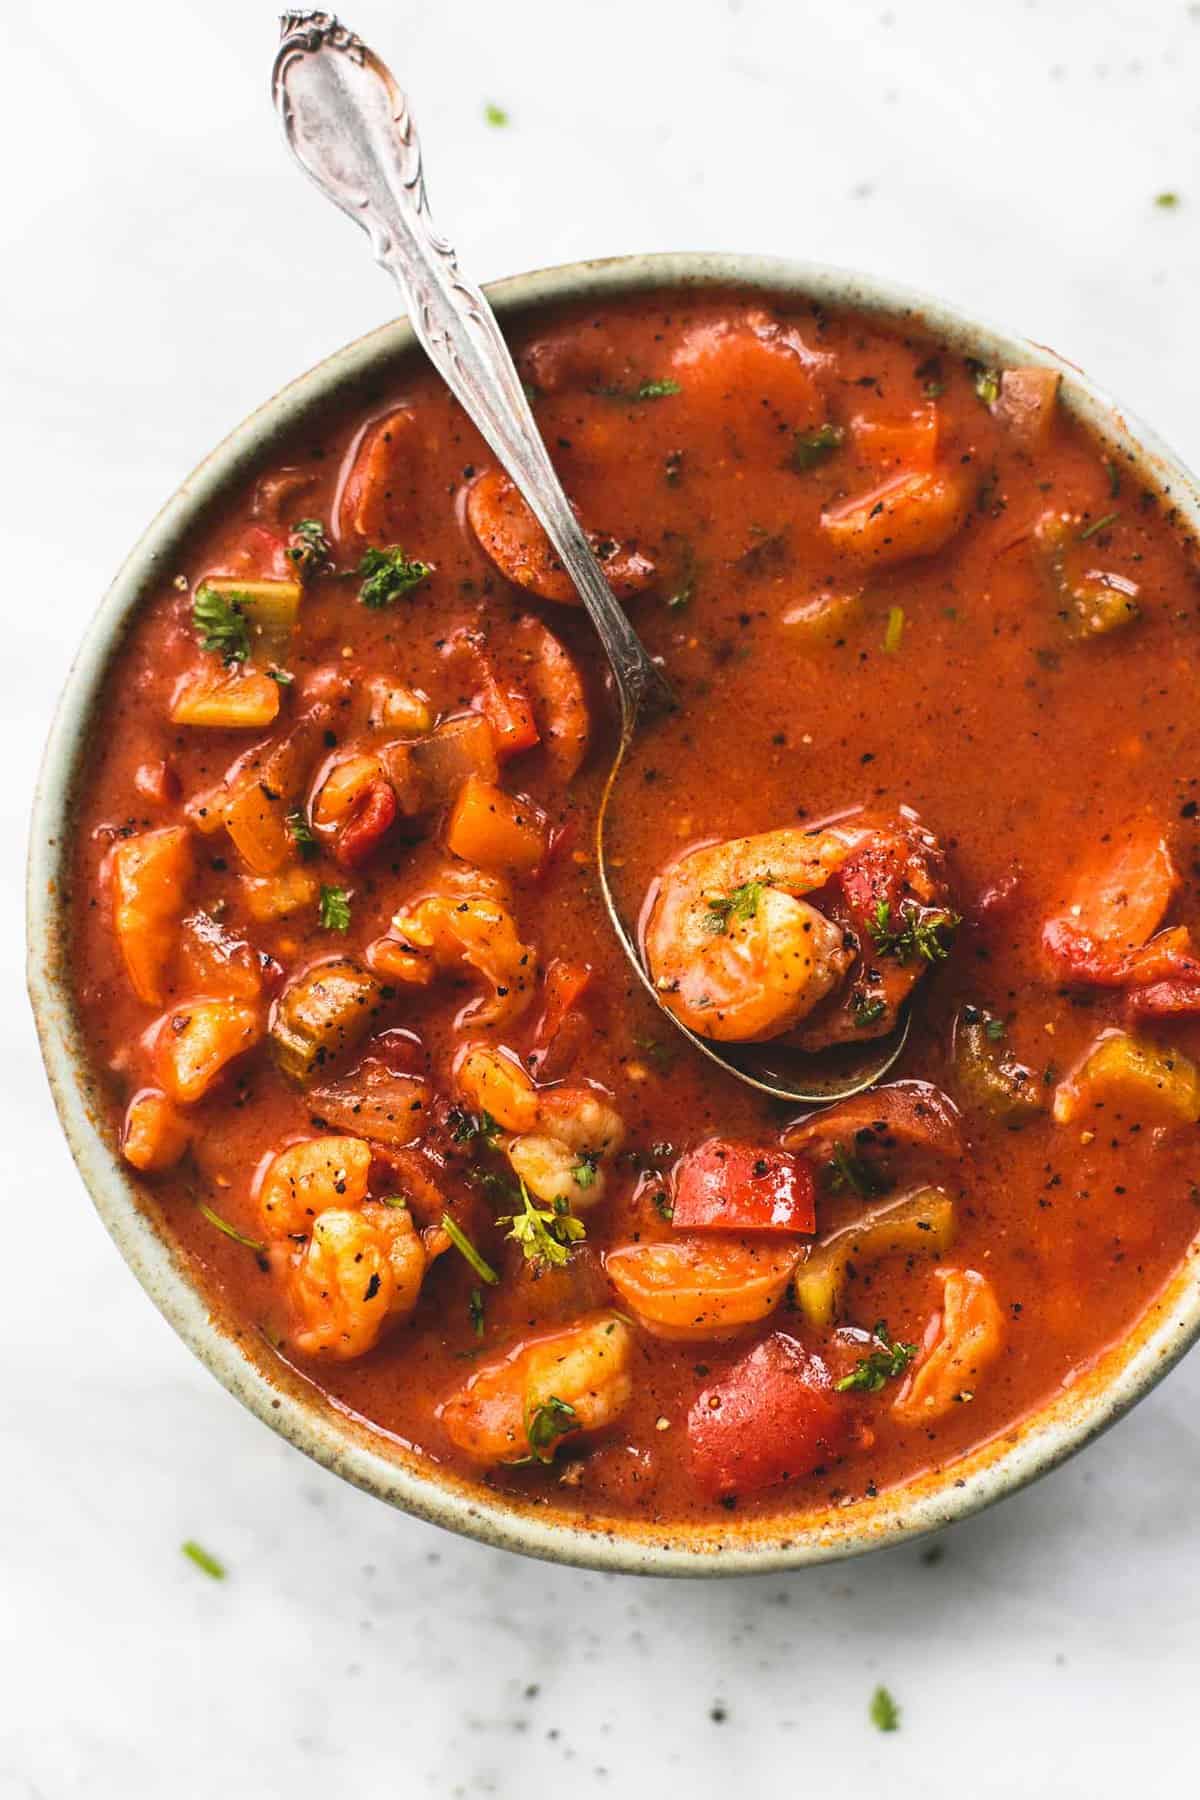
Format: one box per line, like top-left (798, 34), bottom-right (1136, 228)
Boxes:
top-left (28, 254), bottom-right (1200, 1572)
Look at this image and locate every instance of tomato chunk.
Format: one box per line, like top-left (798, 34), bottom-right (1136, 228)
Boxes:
top-left (688, 1333), bottom-right (846, 1499)
top-left (334, 775), bottom-right (398, 870)
top-left (672, 1139), bottom-right (815, 1234)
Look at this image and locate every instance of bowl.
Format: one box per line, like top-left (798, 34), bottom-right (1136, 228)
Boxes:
top-left (28, 251), bottom-right (1200, 1574)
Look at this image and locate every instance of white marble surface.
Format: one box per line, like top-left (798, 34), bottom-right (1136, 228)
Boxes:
top-left (6, 0), bottom-right (1200, 1792)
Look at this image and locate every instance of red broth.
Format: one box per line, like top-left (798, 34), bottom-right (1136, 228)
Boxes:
top-left (69, 289), bottom-right (1200, 1525)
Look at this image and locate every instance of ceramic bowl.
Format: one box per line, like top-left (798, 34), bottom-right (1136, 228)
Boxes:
top-left (28, 252), bottom-right (1200, 1574)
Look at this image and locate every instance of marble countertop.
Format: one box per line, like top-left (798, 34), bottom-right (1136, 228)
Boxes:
top-left (6, 1), bottom-right (1200, 1792)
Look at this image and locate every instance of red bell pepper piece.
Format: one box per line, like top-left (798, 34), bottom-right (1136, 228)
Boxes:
top-left (671, 1139), bottom-right (816, 1234)
top-left (688, 1333), bottom-right (846, 1499)
top-left (334, 776), bottom-right (398, 869)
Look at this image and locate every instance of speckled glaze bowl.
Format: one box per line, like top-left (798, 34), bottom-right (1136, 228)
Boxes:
top-left (27, 252), bottom-right (1200, 1574)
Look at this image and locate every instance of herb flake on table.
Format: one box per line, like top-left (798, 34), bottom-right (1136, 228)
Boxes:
top-left (869, 1685), bottom-right (900, 1732)
top-left (182, 1540), bottom-right (226, 1580)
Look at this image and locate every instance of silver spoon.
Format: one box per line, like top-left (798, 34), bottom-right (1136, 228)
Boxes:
top-left (272, 11), bottom-right (909, 1103)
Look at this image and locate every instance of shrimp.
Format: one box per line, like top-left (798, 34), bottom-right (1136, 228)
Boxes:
top-left (892, 1267), bottom-right (1003, 1424)
top-left (282, 1201), bottom-right (434, 1359)
top-left (643, 825), bottom-right (865, 1042)
top-left (455, 1043), bottom-right (625, 1209)
top-left (371, 886), bottom-right (536, 1025)
top-left (605, 1237), bottom-right (800, 1341)
top-left (258, 1135), bottom-right (372, 1237)
top-left (439, 1312), bottom-right (634, 1465)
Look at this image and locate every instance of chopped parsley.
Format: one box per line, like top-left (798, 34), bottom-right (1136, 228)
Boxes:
top-left (357, 545), bottom-right (431, 607)
top-left (836, 1321), bottom-right (918, 1393)
top-left (573, 1154), bottom-right (598, 1189)
top-left (970, 363), bottom-right (1001, 407)
top-left (985, 1015), bottom-right (1007, 1041)
top-left (788, 422), bottom-right (843, 472)
top-left (882, 605), bottom-right (905, 654)
top-left (869, 1685), bottom-right (900, 1733)
top-left (868, 898), bottom-right (961, 965)
top-left (182, 1540), bottom-right (226, 1580)
top-left (1155, 191), bottom-right (1181, 208)
top-left (704, 878), bottom-right (765, 934)
top-left (525, 1394), bottom-right (578, 1462)
top-left (286, 808), bottom-right (319, 860)
top-left (1078, 510), bottom-right (1119, 541)
top-left (198, 1202), bottom-right (265, 1252)
top-left (652, 1188), bottom-right (674, 1221)
top-left (468, 1286), bottom-right (486, 1338)
top-left (441, 1212), bottom-right (500, 1285)
top-left (266, 667), bottom-right (294, 685)
top-left (192, 585), bottom-right (250, 664)
top-left (287, 517), bottom-right (331, 577)
top-left (447, 1107), bottom-right (502, 1148)
top-left (484, 102), bottom-right (510, 127)
top-left (827, 1142), bottom-right (889, 1200)
top-left (499, 1181), bottom-right (586, 1268)
top-left (318, 884), bottom-right (351, 932)
top-left (852, 994), bottom-right (887, 1030)
top-left (635, 378), bottom-right (681, 400)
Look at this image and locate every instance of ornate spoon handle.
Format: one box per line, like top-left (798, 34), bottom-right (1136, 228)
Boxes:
top-left (272, 12), bottom-right (672, 732)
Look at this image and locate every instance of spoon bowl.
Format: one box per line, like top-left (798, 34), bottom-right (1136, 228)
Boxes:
top-left (273, 9), bottom-right (909, 1106)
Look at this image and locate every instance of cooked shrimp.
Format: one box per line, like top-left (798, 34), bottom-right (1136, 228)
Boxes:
top-left (282, 1200), bottom-right (432, 1359)
top-left (455, 1044), bottom-right (624, 1209)
top-left (643, 825), bottom-right (865, 1042)
top-left (605, 1236), bottom-right (800, 1341)
top-left (439, 1313), bottom-right (634, 1465)
top-left (892, 1266), bottom-right (1003, 1423)
top-left (258, 1135), bottom-right (372, 1237)
top-left (372, 888), bottom-right (536, 1025)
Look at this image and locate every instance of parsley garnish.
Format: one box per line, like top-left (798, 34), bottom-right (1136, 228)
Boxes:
top-left (573, 1154), bottom-right (598, 1189)
top-left (827, 1142), bottom-right (889, 1200)
top-left (1078, 510), bottom-right (1119, 541)
top-left (852, 994), bottom-right (887, 1030)
top-left (441, 1212), bottom-right (500, 1285)
top-left (869, 1685), bottom-right (900, 1732)
top-left (266, 667), bottom-right (294, 685)
top-left (635, 378), bottom-right (681, 400)
top-left (484, 102), bottom-right (510, 126)
top-left (357, 545), bottom-right (431, 607)
top-left (468, 1286), bottom-right (486, 1338)
top-left (318, 884), bottom-right (351, 932)
top-left (198, 1202), bottom-right (265, 1253)
top-left (652, 1189), bottom-right (674, 1221)
top-left (836, 1321), bottom-right (918, 1393)
top-left (448, 1107), bottom-right (502, 1148)
top-left (788, 422), bottom-right (843, 472)
top-left (985, 1015), bottom-right (1007, 1041)
top-left (1155, 191), bottom-right (1181, 208)
top-left (192, 585), bottom-right (251, 664)
top-left (971, 363), bottom-right (1001, 406)
top-left (499, 1181), bottom-right (586, 1268)
top-left (182, 1541), bottom-right (226, 1580)
top-left (704, 878), bottom-right (765, 934)
top-left (868, 898), bottom-right (961, 965)
top-left (525, 1394), bottom-right (578, 1462)
top-left (287, 517), bottom-right (331, 577)
top-left (286, 809), bottom-right (319, 860)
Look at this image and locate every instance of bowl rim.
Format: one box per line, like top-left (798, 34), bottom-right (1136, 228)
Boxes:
top-left (27, 248), bottom-right (1200, 1576)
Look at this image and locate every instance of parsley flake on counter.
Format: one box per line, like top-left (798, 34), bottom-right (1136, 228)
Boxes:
top-left (484, 102), bottom-right (510, 127)
top-left (870, 1685), bottom-right (900, 1732)
top-left (357, 545), bottom-right (432, 607)
top-left (182, 1540), bottom-right (226, 1580)
top-left (1155, 191), bottom-right (1181, 208)
top-left (192, 585), bottom-right (251, 664)
top-left (318, 884), bottom-right (351, 932)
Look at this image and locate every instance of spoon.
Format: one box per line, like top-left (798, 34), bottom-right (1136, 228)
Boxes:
top-left (272, 12), bottom-right (909, 1104)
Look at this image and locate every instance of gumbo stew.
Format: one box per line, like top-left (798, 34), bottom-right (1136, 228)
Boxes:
top-left (70, 289), bottom-right (1200, 1523)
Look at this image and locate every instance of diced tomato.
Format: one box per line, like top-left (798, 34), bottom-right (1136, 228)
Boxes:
top-left (476, 669), bottom-right (540, 758)
top-left (533, 958), bottom-right (591, 1047)
top-left (688, 1334), bottom-right (846, 1499)
top-left (672, 1139), bottom-right (816, 1234)
top-left (334, 776), bottom-right (398, 869)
